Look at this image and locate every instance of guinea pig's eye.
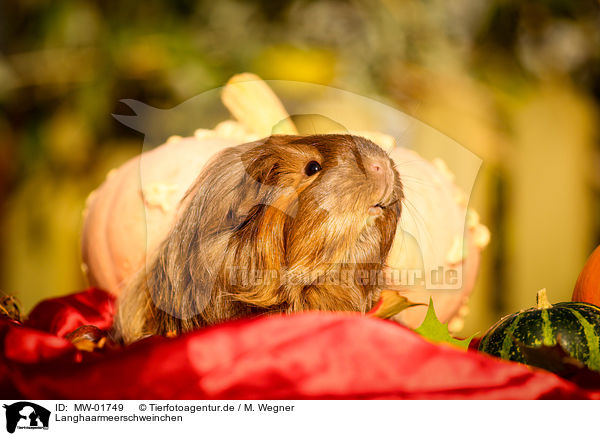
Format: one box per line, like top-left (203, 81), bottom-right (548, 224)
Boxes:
top-left (304, 161), bottom-right (322, 176)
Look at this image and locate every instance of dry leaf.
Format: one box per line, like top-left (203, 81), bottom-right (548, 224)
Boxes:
top-left (368, 290), bottom-right (424, 319)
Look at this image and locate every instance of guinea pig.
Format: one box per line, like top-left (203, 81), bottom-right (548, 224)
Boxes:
top-left (112, 134), bottom-right (403, 343)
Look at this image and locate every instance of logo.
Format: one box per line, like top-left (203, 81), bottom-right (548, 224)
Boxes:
top-left (3, 402), bottom-right (50, 434)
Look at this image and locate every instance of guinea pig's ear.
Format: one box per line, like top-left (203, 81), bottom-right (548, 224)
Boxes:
top-left (238, 135), bottom-right (301, 186)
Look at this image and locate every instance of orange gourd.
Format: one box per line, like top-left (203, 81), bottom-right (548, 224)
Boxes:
top-left (572, 245), bottom-right (600, 305)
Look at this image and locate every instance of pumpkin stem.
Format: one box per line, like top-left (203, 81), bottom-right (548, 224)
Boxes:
top-left (536, 288), bottom-right (553, 309)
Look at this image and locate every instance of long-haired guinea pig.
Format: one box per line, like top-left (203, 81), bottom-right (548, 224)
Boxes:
top-left (112, 134), bottom-right (403, 343)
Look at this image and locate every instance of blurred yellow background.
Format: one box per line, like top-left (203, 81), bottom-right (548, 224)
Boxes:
top-left (0, 0), bottom-right (599, 336)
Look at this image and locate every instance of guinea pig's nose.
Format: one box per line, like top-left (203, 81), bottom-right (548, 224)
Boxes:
top-left (366, 158), bottom-right (391, 178)
top-left (366, 158), bottom-right (394, 202)
top-left (370, 162), bottom-right (383, 173)
top-left (366, 158), bottom-right (392, 181)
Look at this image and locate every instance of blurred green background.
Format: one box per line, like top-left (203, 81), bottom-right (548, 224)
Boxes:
top-left (1, 0), bottom-right (599, 336)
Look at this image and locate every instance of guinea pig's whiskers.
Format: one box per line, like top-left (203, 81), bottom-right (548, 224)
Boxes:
top-left (399, 196), bottom-right (435, 254)
top-left (398, 174), bottom-right (436, 189)
top-left (401, 197), bottom-right (430, 239)
top-left (393, 159), bottom-right (426, 168)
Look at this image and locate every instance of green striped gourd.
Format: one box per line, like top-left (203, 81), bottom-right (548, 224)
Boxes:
top-left (479, 289), bottom-right (600, 371)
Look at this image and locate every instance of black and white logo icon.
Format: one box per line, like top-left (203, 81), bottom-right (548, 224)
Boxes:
top-left (3, 402), bottom-right (50, 434)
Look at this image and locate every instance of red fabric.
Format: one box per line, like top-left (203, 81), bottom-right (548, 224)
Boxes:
top-left (1, 288), bottom-right (599, 399)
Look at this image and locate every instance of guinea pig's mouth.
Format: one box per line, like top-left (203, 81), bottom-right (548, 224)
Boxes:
top-left (367, 199), bottom-right (400, 218)
top-left (372, 198), bottom-right (399, 210)
top-left (368, 203), bottom-right (385, 217)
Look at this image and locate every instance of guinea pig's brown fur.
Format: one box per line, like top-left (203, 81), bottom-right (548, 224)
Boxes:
top-left (113, 134), bottom-right (403, 343)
